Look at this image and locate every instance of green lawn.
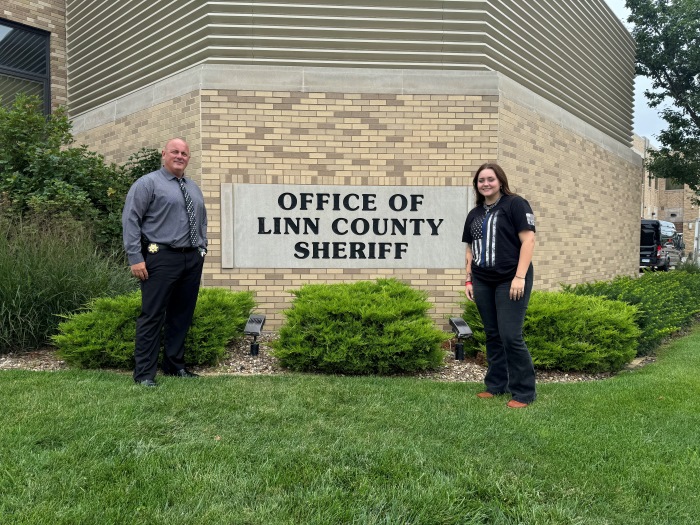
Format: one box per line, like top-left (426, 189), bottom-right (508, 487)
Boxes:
top-left (1, 329), bottom-right (699, 524)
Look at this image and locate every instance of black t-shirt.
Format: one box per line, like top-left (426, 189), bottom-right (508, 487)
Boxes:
top-left (462, 194), bottom-right (536, 283)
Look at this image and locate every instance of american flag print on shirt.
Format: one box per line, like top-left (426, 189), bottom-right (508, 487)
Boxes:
top-left (471, 211), bottom-right (499, 268)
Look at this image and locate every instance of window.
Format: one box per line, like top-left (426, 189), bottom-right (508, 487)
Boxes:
top-left (665, 179), bottom-right (685, 191)
top-left (0, 19), bottom-right (50, 114)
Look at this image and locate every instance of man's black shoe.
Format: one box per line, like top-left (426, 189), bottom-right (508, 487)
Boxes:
top-left (165, 369), bottom-right (200, 378)
top-left (136, 379), bottom-right (157, 387)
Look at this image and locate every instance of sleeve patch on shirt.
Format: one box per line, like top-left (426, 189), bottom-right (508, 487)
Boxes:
top-left (526, 213), bottom-right (535, 227)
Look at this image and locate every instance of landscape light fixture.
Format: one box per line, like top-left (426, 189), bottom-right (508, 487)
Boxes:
top-left (449, 317), bottom-right (473, 361)
top-left (243, 314), bottom-right (266, 356)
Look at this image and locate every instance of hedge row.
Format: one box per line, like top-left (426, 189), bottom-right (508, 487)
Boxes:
top-left (458, 270), bottom-right (700, 372)
top-left (563, 269), bottom-right (700, 355)
top-left (52, 271), bottom-right (700, 375)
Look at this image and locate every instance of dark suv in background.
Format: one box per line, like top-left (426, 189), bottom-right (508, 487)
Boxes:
top-left (640, 219), bottom-right (685, 271)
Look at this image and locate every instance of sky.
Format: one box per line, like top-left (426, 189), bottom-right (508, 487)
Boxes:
top-left (604, 0), bottom-right (666, 145)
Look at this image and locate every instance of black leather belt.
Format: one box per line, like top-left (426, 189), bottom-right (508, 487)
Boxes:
top-left (144, 242), bottom-right (198, 253)
top-left (164, 245), bottom-right (198, 253)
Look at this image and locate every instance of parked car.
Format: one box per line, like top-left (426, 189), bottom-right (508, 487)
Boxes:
top-left (640, 219), bottom-right (685, 271)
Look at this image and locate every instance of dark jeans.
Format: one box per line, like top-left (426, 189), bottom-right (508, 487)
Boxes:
top-left (472, 266), bottom-right (536, 404)
top-left (133, 249), bottom-right (204, 382)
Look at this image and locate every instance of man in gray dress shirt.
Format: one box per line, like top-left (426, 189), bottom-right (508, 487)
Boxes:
top-left (122, 138), bottom-right (208, 387)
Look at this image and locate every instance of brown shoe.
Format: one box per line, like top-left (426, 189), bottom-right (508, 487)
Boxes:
top-left (506, 400), bottom-right (529, 409)
top-left (476, 392), bottom-right (495, 399)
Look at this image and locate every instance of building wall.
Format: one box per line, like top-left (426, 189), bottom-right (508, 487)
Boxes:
top-left (78, 92), bottom-right (201, 171)
top-left (634, 134), bottom-right (700, 257)
top-left (2, 3), bottom-right (645, 330)
top-left (73, 67), bottom-right (642, 329)
top-left (197, 88), bottom-right (499, 326)
top-left (633, 132), bottom-right (700, 255)
top-left (499, 96), bottom-right (641, 286)
top-left (659, 183), bottom-right (686, 226)
top-left (65, 0), bottom-right (634, 145)
top-left (633, 134), bottom-right (660, 220)
top-left (75, 84), bottom-right (498, 328)
top-left (2, 0), bottom-right (67, 108)
top-left (658, 181), bottom-right (700, 254)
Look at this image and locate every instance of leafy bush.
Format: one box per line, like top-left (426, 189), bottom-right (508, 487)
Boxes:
top-left (460, 291), bottom-right (640, 373)
top-left (525, 293), bottom-right (639, 372)
top-left (0, 94), bottom-right (161, 252)
top-left (0, 216), bottom-right (136, 354)
top-left (0, 94), bottom-right (72, 175)
top-left (563, 271), bottom-right (700, 355)
top-left (272, 279), bottom-right (449, 375)
top-left (53, 288), bottom-right (256, 369)
top-left (53, 292), bottom-right (141, 369)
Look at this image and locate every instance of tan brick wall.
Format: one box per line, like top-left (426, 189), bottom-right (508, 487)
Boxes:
top-left (75, 88), bottom-right (642, 329)
top-left (659, 183), bottom-right (700, 254)
top-left (499, 98), bottom-right (642, 287)
top-left (75, 93), bottom-right (201, 178)
top-left (661, 186), bottom-right (687, 223)
top-left (199, 90), bottom-right (498, 328)
top-left (2, 0), bottom-right (67, 108)
top-left (633, 134), bottom-right (659, 219)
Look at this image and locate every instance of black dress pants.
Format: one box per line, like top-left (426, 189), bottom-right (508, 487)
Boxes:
top-left (472, 266), bottom-right (536, 404)
top-left (133, 248), bottom-right (204, 382)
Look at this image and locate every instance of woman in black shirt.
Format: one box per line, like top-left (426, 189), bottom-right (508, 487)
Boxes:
top-left (462, 163), bottom-right (536, 408)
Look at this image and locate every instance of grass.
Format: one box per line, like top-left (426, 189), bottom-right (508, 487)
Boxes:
top-left (1, 330), bottom-right (700, 524)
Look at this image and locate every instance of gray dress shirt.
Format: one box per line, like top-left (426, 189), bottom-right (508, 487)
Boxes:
top-left (122, 167), bottom-right (208, 265)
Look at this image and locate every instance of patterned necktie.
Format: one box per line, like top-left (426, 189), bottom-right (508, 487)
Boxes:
top-left (178, 178), bottom-right (198, 247)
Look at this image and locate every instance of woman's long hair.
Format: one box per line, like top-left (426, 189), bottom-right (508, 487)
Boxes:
top-left (472, 162), bottom-right (516, 206)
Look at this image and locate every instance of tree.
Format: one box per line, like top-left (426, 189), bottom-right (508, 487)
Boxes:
top-left (626, 0), bottom-right (700, 195)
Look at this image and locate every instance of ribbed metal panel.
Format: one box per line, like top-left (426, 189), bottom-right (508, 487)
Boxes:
top-left (66, 0), bottom-right (634, 144)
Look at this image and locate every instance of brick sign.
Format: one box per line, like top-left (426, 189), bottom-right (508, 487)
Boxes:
top-left (221, 183), bottom-right (468, 269)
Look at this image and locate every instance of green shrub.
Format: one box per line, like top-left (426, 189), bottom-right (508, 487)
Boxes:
top-left (461, 291), bottom-right (640, 373)
top-left (187, 288), bottom-right (256, 364)
top-left (525, 293), bottom-right (639, 372)
top-left (0, 94), bottom-right (161, 252)
top-left (53, 288), bottom-right (256, 369)
top-left (272, 279), bottom-right (449, 375)
top-left (0, 216), bottom-right (136, 354)
top-left (53, 291), bottom-right (141, 369)
top-left (563, 271), bottom-right (700, 355)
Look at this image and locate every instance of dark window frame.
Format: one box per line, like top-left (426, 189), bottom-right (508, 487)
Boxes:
top-left (665, 179), bottom-right (685, 191)
top-left (0, 18), bottom-right (51, 114)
